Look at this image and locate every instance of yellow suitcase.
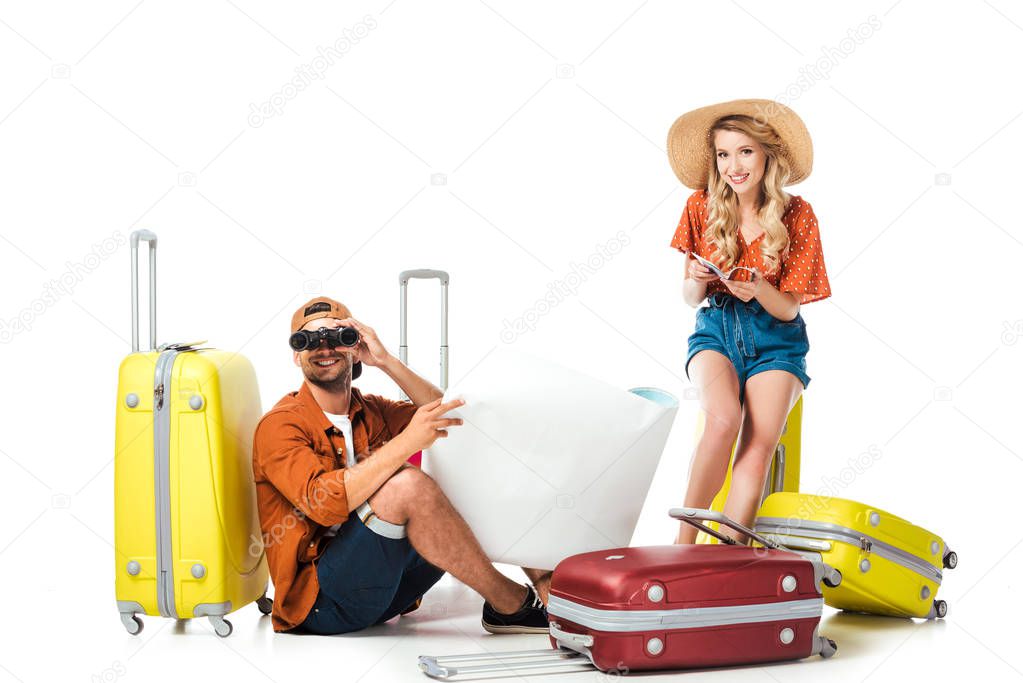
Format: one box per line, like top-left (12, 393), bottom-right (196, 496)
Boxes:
top-left (754, 492), bottom-right (958, 619)
top-left (695, 396), bottom-right (802, 543)
top-left (114, 231), bottom-right (271, 637)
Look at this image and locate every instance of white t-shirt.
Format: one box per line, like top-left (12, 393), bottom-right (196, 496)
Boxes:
top-left (324, 412), bottom-right (354, 468)
top-left (323, 411), bottom-right (355, 536)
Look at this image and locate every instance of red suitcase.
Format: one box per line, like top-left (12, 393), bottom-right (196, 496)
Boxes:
top-left (418, 509), bottom-right (839, 678)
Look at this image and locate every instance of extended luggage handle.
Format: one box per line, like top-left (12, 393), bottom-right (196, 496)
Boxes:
top-left (130, 230), bottom-right (158, 352)
top-left (399, 269), bottom-right (449, 398)
top-left (673, 508), bottom-right (844, 591)
top-left (400, 269), bottom-right (450, 286)
top-left (670, 508), bottom-right (783, 550)
top-left (417, 647), bottom-right (589, 679)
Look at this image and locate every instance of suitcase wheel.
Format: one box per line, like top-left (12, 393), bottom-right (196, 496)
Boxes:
top-left (819, 638), bottom-right (838, 659)
top-left (122, 614), bottom-right (144, 636)
top-left (256, 594), bottom-right (273, 616)
top-left (943, 551), bottom-right (958, 570)
top-left (209, 615), bottom-right (233, 637)
top-left (823, 568), bottom-right (842, 589)
top-left (933, 600), bottom-right (948, 619)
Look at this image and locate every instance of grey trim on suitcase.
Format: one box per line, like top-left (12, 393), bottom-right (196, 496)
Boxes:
top-left (117, 599), bottom-right (145, 614)
top-left (153, 348), bottom-right (178, 619)
top-left (755, 533), bottom-right (833, 553)
top-left (194, 600), bottom-right (232, 617)
top-left (775, 547), bottom-right (841, 593)
top-left (546, 595), bottom-right (823, 633)
top-left (754, 517), bottom-right (943, 584)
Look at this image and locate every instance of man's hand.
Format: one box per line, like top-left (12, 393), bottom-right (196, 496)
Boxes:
top-left (721, 269), bottom-right (763, 302)
top-left (338, 318), bottom-right (391, 367)
top-left (397, 398), bottom-right (465, 453)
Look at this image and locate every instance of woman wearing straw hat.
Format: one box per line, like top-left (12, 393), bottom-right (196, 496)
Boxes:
top-left (668, 99), bottom-right (832, 544)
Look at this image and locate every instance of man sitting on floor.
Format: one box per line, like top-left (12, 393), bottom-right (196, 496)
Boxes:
top-left (253, 297), bottom-right (551, 635)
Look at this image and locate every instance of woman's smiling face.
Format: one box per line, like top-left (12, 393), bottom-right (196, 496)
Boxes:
top-left (714, 129), bottom-right (766, 199)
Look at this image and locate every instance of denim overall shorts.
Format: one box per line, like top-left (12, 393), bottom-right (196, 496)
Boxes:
top-left (685, 291), bottom-right (811, 404)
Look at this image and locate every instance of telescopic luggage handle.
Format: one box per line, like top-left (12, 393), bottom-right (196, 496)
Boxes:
top-left (130, 230), bottom-right (158, 352)
top-left (417, 647), bottom-right (589, 679)
top-left (399, 270), bottom-right (449, 397)
top-left (670, 508), bottom-right (784, 549)
top-left (671, 508), bottom-right (843, 589)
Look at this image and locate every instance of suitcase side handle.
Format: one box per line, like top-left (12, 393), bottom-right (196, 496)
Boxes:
top-left (130, 230), bottom-right (158, 352)
top-left (670, 508), bottom-right (783, 549)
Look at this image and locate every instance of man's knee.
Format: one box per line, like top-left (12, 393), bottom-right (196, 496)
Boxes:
top-left (369, 466), bottom-right (443, 521)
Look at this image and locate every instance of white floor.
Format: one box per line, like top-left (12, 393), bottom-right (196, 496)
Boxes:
top-left (5, 553), bottom-right (1017, 683)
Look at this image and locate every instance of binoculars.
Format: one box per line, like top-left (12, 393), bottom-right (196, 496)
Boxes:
top-left (289, 326), bottom-right (360, 351)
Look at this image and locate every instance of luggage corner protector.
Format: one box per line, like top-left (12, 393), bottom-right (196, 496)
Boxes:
top-left (785, 550), bottom-right (838, 593)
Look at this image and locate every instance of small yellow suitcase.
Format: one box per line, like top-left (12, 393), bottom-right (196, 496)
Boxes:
top-left (114, 231), bottom-right (271, 636)
top-left (694, 396), bottom-right (802, 543)
top-left (754, 492), bottom-right (958, 619)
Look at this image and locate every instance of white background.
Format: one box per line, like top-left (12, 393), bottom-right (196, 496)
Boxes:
top-left (1, 1), bottom-right (1020, 681)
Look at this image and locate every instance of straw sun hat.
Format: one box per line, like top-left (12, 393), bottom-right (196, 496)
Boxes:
top-left (667, 99), bottom-right (813, 189)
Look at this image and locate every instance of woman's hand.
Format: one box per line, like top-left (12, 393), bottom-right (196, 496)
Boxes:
top-left (721, 269), bottom-right (764, 302)
top-left (686, 254), bottom-right (718, 284)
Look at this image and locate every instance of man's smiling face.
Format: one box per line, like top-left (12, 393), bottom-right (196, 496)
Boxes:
top-left (293, 318), bottom-right (353, 389)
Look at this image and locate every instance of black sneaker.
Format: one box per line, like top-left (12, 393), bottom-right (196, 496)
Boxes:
top-left (481, 584), bottom-right (549, 634)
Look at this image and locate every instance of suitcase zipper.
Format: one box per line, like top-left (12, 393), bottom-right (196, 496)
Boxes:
top-left (153, 348), bottom-right (179, 619)
top-left (755, 518), bottom-right (942, 583)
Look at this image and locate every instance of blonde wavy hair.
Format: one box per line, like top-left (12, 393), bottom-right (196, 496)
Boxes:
top-left (704, 115), bottom-right (792, 276)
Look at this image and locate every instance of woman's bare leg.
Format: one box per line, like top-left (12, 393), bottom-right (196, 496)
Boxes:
top-left (675, 349), bottom-right (743, 544)
top-left (721, 369), bottom-right (802, 543)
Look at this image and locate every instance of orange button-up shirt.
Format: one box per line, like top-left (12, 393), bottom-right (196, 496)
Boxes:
top-left (252, 382), bottom-right (417, 631)
top-left (670, 189), bottom-right (832, 304)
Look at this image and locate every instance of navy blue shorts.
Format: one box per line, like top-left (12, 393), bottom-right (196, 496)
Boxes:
top-left (298, 506), bottom-right (444, 635)
top-left (685, 291), bottom-right (811, 404)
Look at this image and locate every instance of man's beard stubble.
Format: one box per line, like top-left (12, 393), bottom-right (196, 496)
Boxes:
top-left (303, 355), bottom-right (352, 392)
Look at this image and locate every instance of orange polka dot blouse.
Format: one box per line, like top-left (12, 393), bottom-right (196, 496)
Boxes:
top-left (670, 189), bottom-right (832, 305)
